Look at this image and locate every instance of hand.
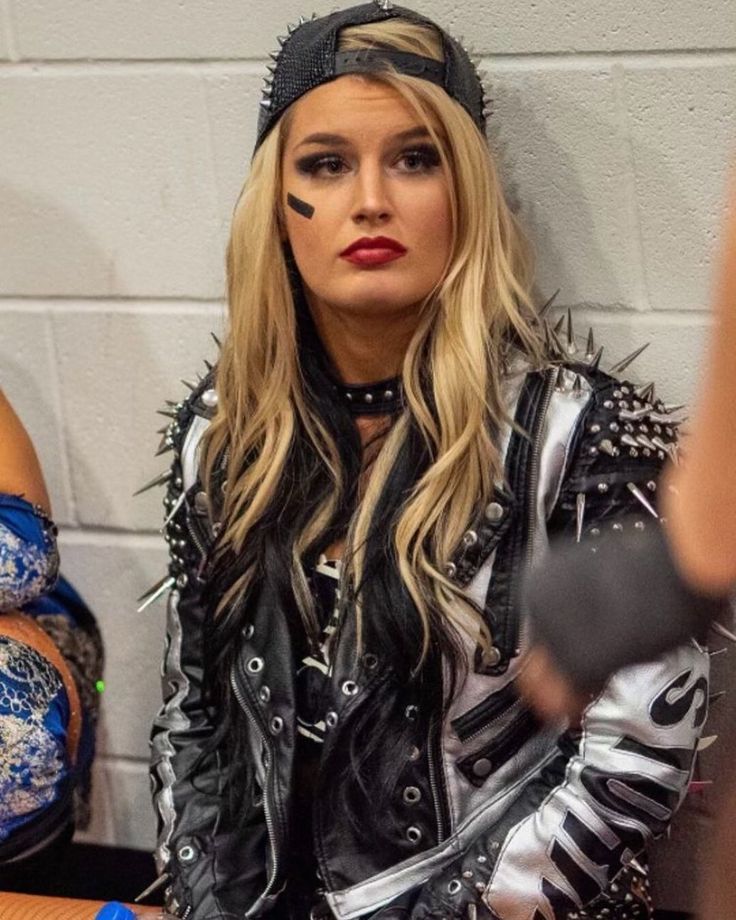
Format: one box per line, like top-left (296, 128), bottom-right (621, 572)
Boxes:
top-left (517, 646), bottom-right (589, 723)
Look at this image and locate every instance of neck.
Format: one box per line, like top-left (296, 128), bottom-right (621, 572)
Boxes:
top-left (308, 298), bottom-right (419, 384)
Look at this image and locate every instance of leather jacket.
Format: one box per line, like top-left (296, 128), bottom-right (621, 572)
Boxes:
top-left (149, 356), bottom-right (708, 920)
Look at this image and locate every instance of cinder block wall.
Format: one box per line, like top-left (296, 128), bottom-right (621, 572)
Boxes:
top-left (1, 0), bottom-right (734, 873)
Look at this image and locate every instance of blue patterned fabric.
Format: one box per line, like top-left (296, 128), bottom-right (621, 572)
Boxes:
top-left (0, 494), bottom-right (101, 853)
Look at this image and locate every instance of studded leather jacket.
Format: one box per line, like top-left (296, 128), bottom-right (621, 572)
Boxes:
top-left (149, 356), bottom-right (708, 920)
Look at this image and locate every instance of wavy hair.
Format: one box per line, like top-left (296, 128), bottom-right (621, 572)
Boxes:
top-left (200, 17), bottom-right (542, 819)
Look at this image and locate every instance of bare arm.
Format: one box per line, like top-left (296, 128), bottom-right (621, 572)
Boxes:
top-left (665, 171), bottom-right (736, 593)
top-left (0, 390), bottom-right (52, 515)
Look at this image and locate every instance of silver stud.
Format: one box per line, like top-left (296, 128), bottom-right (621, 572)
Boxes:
top-left (409, 745), bottom-right (421, 761)
top-left (364, 392), bottom-right (374, 404)
top-left (403, 786), bottom-right (422, 805)
top-left (597, 482), bottom-right (609, 494)
top-left (445, 562), bottom-right (457, 579)
top-left (475, 882), bottom-right (486, 893)
top-left (269, 715), bottom-right (284, 735)
top-left (634, 521), bottom-right (645, 530)
top-left (484, 647), bottom-right (501, 667)
top-left (341, 680), bottom-right (359, 696)
top-left (243, 623), bottom-right (255, 640)
top-left (176, 573), bottom-right (188, 588)
top-left (463, 870), bottom-right (474, 880)
top-left (589, 424), bottom-right (601, 434)
top-left (194, 490), bottom-right (209, 513)
top-left (406, 826), bottom-right (422, 844)
top-left (484, 501), bottom-right (504, 522)
top-left (383, 389), bottom-right (394, 400)
top-left (462, 530), bottom-right (478, 547)
top-left (472, 758), bottom-right (493, 777)
top-left (476, 855), bottom-right (487, 864)
top-left (405, 704), bottom-right (419, 721)
top-left (325, 710), bottom-right (338, 729)
top-left (590, 527), bottom-right (600, 536)
top-left (247, 657), bottom-right (264, 673)
top-left (259, 685), bottom-right (271, 703)
top-left (177, 844), bottom-right (196, 864)
top-left (612, 522), bottom-right (623, 532)
top-left (604, 400), bottom-right (615, 410)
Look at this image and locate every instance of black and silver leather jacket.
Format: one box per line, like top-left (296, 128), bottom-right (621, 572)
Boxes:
top-left (149, 355), bottom-right (709, 920)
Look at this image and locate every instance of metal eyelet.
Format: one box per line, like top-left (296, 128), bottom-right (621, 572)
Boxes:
top-left (243, 623), bottom-right (255, 640)
top-left (405, 704), bottom-right (419, 721)
top-left (447, 879), bottom-right (462, 895)
top-left (259, 685), bottom-right (271, 703)
top-left (325, 710), bottom-right (339, 729)
top-left (247, 657), bottom-right (264, 673)
top-left (362, 653), bottom-right (379, 670)
top-left (406, 826), bottom-right (423, 844)
top-left (484, 501), bottom-right (504, 522)
top-left (177, 844), bottom-right (197, 864)
top-left (269, 715), bottom-right (284, 735)
top-left (341, 680), bottom-right (359, 696)
top-left (403, 786), bottom-right (421, 805)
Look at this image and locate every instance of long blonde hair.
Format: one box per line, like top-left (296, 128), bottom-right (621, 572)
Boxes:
top-left (202, 18), bottom-right (541, 669)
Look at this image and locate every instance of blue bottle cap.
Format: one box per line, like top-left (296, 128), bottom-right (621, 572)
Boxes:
top-left (95, 903), bottom-right (137, 920)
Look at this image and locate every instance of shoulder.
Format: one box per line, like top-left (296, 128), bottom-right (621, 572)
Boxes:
top-left (159, 370), bottom-right (218, 494)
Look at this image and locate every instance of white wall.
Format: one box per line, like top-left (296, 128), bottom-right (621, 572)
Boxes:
top-left (1, 0), bottom-right (734, 867)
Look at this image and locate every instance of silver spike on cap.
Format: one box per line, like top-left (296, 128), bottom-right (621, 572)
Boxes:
top-left (137, 575), bottom-right (176, 612)
top-left (133, 469), bottom-right (172, 497)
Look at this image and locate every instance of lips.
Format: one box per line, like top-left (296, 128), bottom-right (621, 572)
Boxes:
top-left (340, 236), bottom-right (408, 266)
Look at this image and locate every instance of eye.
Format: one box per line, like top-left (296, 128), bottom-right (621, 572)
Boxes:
top-left (396, 144), bottom-right (442, 173)
top-left (295, 153), bottom-right (348, 178)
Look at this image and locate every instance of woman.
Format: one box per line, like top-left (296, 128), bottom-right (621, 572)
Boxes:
top-left (146, 4), bottom-right (708, 919)
top-left (0, 390), bottom-right (103, 882)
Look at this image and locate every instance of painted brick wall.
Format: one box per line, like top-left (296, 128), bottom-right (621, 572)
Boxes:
top-left (1, 0), bottom-right (734, 878)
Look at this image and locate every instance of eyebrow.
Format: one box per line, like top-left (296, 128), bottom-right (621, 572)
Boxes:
top-left (294, 125), bottom-right (432, 150)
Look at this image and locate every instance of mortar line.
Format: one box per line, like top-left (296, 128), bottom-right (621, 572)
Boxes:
top-left (610, 61), bottom-right (651, 312)
top-left (0, 48), bottom-right (735, 73)
top-left (0, 0), bottom-right (18, 62)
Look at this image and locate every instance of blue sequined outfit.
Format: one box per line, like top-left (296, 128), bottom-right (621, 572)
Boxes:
top-left (0, 494), bottom-right (102, 859)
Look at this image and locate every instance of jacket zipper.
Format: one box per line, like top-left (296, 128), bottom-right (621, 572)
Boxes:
top-left (229, 668), bottom-right (282, 913)
top-left (427, 724), bottom-right (446, 842)
top-left (525, 368), bottom-right (556, 572)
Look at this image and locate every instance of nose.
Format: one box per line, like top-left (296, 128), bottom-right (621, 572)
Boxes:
top-left (351, 161), bottom-right (392, 225)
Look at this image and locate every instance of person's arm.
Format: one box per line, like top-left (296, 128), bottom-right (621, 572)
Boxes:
top-left (407, 373), bottom-right (707, 920)
top-left (665, 171), bottom-right (736, 593)
top-left (0, 390), bottom-right (51, 515)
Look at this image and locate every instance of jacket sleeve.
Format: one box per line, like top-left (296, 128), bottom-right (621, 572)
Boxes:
top-left (408, 371), bottom-right (710, 920)
top-left (148, 384), bottom-right (232, 919)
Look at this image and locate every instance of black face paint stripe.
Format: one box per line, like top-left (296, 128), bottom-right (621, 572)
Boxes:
top-left (287, 193), bottom-right (315, 219)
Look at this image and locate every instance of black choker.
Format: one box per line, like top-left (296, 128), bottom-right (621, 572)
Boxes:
top-left (333, 376), bottom-right (404, 416)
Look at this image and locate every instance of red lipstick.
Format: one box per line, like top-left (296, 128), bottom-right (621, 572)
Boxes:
top-left (339, 236), bottom-right (407, 266)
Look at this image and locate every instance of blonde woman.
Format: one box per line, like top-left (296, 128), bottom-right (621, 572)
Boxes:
top-left (145, 4), bottom-right (708, 919)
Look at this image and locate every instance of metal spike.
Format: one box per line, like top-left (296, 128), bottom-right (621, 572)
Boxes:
top-left (553, 314), bottom-right (565, 335)
top-left (277, 34), bottom-right (288, 46)
top-left (545, 322), bottom-right (566, 359)
top-left (572, 374), bottom-right (583, 398)
top-left (133, 469), bottom-right (172, 496)
top-left (211, 331), bottom-right (222, 349)
top-left (134, 872), bottom-right (171, 904)
top-left (610, 342), bottom-right (650, 375)
top-left (260, 99), bottom-right (272, 110)
top-left (287, 22), bottom-right (297, 34)
top-left (663, 404), bottom-right (687, 415)
top-left (137, 575), bottom-right (176, 613)
top-left (588, 346), bottom-right (604, 373)
top-left (156, 425), bottom-right (169, 435)
top-left (311, 11), bottom-right (318, 20)
top-left (585, 327), bottom-right (596, 361)
top-left (621, 434), bottom-right (640, 449)
top-left (155, 440), bottom-right (173, 458)
top-left (710, 621), bottom-right (736, 644)
top-left (697, 735), bottom-right (718, 752)
top-left (626, 482), bottom-right (659, 519)
top-left (298, 15), bottom-right (307, 25)
top-left (269, 50), bottom-right (280, 61)
top-left (619, 407), bottom-right (651, 422)
top-left (575, 493), bottom-right (586, 543)
top-left (266, 63), bottom-right (277, 74)
top-left (709, 690), bottom-right (727, 704)
top-left (181, 379), bottom-right (196, 392)
top-left (599, 439), bottom-right (617, 457)
top-left (710, 647), bottom-right (728, 657)
top-left (538, 289), bottom-right (560, 320)
top-left (636, 382), bottom-right (655, 402)
top-left (165, 399), bottom-right (178, 407)
top-left (635, 434), bottom-right (657, 451)
top-left (629, 858), bottom-right (648, 877)
top-left (162, 490), bottom-right (187, 529)
top-left (554, 365), bottom-right (567, 392)
top-left (565, 308), bottom-right (577, 355)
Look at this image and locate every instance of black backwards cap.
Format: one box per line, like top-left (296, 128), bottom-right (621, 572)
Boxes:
top-left (255, 0), bottom-right (490, 152)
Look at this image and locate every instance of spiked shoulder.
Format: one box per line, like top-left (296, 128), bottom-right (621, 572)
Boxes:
top-left (549, 361), bottom-right (682, 541)
top-left (136, 365), bottom-right (218, 612)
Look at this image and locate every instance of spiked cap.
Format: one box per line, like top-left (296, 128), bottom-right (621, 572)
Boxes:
top-left (255, 1), bottom-right (488, 152)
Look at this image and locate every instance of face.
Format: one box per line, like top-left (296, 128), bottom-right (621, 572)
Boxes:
top-left (281, 76), bottom-right (453, 326)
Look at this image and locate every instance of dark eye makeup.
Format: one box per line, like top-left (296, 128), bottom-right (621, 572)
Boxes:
top-left (294, 143), bottom-right (442, 177)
